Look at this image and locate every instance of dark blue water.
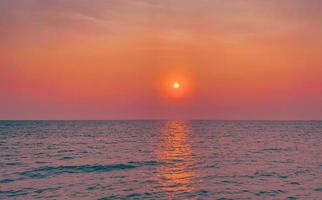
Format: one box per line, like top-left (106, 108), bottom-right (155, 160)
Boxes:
top-left (1, 121), bottom-right (322, 199)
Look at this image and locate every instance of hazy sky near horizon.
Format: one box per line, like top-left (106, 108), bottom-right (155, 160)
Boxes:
top-left (1, 0), bottom-right (322, 119)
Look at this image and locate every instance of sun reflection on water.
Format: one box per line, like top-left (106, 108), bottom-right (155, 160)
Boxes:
top-left (156, 121), bottom-right (199, 196)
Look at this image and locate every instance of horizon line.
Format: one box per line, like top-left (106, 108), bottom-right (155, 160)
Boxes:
top-left (1, 119), bottom-right (322, 121)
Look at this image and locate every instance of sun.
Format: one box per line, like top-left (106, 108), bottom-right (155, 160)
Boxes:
top-left (172, 82), bottom-right (181, 89)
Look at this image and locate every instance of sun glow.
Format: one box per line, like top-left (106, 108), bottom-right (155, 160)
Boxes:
top-left (173, 82), bottom-right (181, 89)
top-left (160, 74), bottom-right (192, 99)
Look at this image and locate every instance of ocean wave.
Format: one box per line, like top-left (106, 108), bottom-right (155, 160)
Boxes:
top-left (19, 161), bottom-right (163, 179)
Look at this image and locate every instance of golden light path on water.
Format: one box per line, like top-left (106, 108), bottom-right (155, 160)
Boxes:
top-left (155, 121), bottom-right (199, 198)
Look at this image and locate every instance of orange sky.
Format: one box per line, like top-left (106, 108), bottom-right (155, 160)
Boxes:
top-left (1, 0), bottom-right (322, 119)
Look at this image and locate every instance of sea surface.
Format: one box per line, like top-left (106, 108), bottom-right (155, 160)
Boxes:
top-left (0, 121), bottom-right (322, 200)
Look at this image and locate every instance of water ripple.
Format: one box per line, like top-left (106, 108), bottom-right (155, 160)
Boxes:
top-left (19, 161), bottom-right (163, 179)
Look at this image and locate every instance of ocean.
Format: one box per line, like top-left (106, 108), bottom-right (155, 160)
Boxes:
top-left (0, 120), bottom-right (322, 199)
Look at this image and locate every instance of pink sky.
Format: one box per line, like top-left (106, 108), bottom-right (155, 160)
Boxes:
top-left (1, 0), bottom-right (322, 120)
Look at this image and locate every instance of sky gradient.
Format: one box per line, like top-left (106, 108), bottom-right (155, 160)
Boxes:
top-left (1, 0), bottom-right (322, 120)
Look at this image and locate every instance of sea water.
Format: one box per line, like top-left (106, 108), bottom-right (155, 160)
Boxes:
top-left (1, 120), bottom-right (322, 199)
